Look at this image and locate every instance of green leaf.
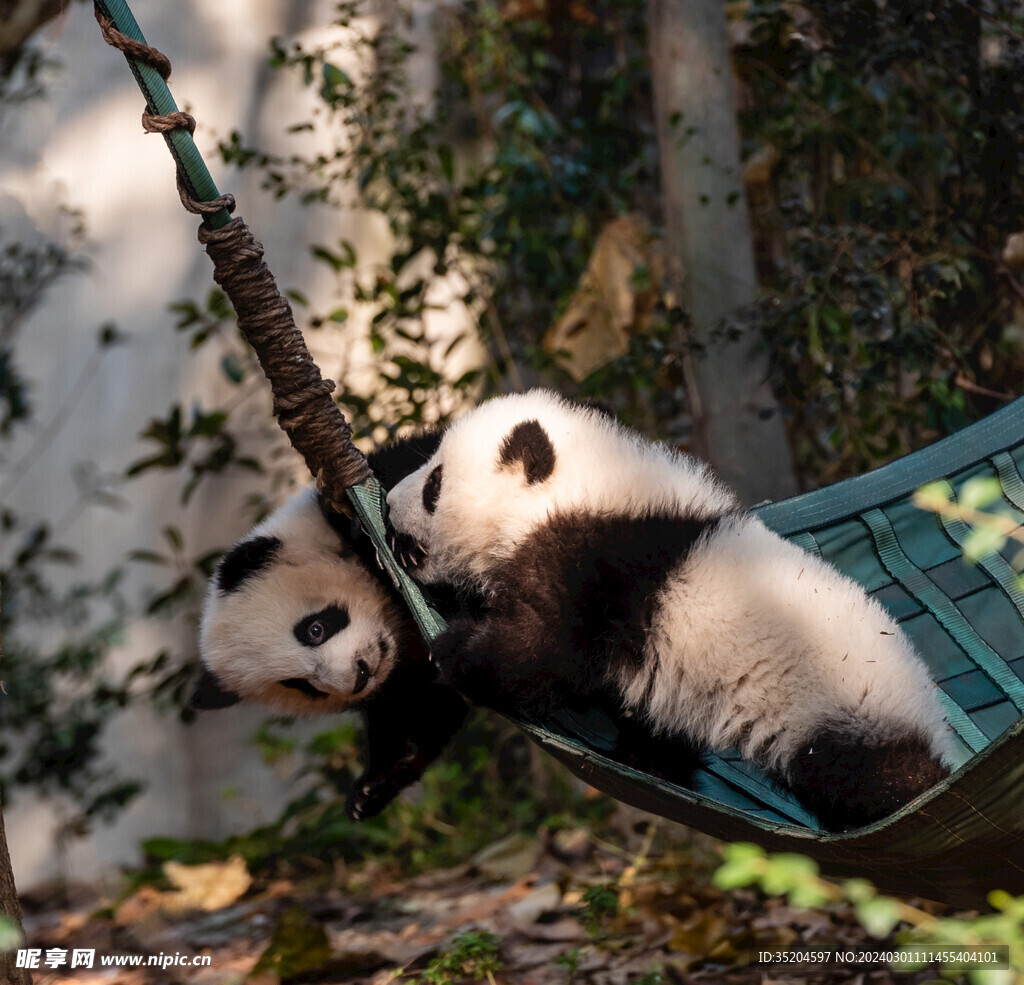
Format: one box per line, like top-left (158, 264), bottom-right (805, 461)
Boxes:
top-left (0, 916), bottom-right (22, 954)
top-left (855, 896), bottom-right (901, 938)
top-left (252, 906), bottom-right (332, 980)
top-left (437, 144), bottom-right (455, 183)
top-left (311, 245), bottom-right (345, 271)
top-left (963, 524), bottom-right (1007, 563)
top-left (127, 550), bottom-right (168, 566)
top-left (959, 476), bottom-right (1003, 512)
top-left (712, 842), bottom-right (765, 889)
top-left (220, 352), bottom-right (245, 383)
top-left (914, 481), bottom-right (951, 512)
top-left (162, 526), bottom-right (184, 552)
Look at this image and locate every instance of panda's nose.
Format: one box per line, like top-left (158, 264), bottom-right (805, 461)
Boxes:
top-left (352, 659), bottom-right (371, 695)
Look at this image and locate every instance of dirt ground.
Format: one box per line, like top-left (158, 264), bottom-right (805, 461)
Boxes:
top-left (17, 814), bottom-right (952, 985)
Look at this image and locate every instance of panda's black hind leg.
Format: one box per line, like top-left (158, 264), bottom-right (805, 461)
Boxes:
top-left (784, 729), bottom-right (949, 832)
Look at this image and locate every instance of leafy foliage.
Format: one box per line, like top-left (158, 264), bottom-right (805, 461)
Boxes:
top-left (0, 244), bottom-right (141, 833)
top-left (715, 843), bottom-right (1024, 982)
top-left (142, 712), bottom-right (611, 878)
top-left (735, 0), bottom-right (1024, 481)
top-left (419, 930), bottom-right (503, 985)
top-left (219, 0), bottom-right (688, 429)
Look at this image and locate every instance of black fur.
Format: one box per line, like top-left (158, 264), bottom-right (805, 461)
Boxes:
top-left (216, 536), bottom-right (282, 594)
top-left (785, 729), bottom-right (948, 830)
top-left (368, 430), bottom-right (443, 488)
top-left (322, 431), bottom-right (443, 584)
top-left (293, 604), bottom-right (351, 647)
top-left (430, 509), bottom-right (723, 782)
top-left (347, 658), bottom-right (470, 820)
top-left (498, 420), bottom-right (556, 485)
top-left (422, 465), bottom-right (443, 514)
top-left (191, 667), bottom-right (242, 709)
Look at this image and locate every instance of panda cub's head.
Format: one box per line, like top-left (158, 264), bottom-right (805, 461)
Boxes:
top-left (197, 487), bottom-right (408, 714)
top-left (386, 390), bottom-right (614, 590)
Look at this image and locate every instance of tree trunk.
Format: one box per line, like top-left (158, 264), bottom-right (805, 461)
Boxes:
top-left (0, 0), bottom-right (83, 59)
top-left (0, 587), bottom-right (30, 985)
top-left (647, 0), bottom-right (796, 504)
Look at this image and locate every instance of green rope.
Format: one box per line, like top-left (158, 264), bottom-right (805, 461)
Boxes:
top-left (93, 0), bottom-right (232, 230)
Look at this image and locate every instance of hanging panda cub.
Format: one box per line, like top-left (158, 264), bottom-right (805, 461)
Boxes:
top-left (385, 389), bottom-right (953, 831)
top-left (196, 432), bottom-right (469, 821)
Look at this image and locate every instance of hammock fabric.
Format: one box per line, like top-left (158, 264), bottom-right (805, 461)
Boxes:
top-left (94, 0), bottom-right (1024, 907)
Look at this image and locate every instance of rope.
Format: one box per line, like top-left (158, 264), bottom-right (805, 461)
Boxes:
top-left (93, 0), bottom-right (371, 510)
top-left (195, 208), bottom-right (372, 510)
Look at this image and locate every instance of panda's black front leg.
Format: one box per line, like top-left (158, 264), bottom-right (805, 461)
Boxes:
top-left (431, 610), bottom-right (574, 719)
top-left (347, 665), bottom-right (469, 821)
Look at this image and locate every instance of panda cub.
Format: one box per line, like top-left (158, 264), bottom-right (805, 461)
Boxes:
top-left (196, 433), bottom-right (468, 821)
top-left (385, 390), bottom-right (952, 831)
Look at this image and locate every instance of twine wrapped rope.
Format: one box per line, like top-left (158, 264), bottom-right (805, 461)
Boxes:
top-left (94, 6), bottom-right (371, 512)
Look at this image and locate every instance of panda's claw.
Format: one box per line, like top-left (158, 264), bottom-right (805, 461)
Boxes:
top-left (385, 524), bottom-right (426, 570)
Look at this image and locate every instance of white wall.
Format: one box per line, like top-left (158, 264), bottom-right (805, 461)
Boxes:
top-left (0, 0), bottom-right (473, 889)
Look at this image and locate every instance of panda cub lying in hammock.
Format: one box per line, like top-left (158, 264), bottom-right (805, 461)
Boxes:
top-left (195, 434), bottom-right (469, 822)
top-left (385, 389), bottom-right (952, 830)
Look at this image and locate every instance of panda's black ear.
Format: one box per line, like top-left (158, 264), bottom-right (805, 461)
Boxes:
top-left (191, 667), bottom-right (242, 710)
top-left (499, 419), bottom-right (556, 485)
top-left (216, 535), bottom-right (282, 594)
top-left (576, 397), bottom-right (615, 421)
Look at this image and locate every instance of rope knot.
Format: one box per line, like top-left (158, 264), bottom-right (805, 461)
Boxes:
top-left (276, 379), bottom-right (337, 414)
top-left (95, 9), bottom-right (172, 80)
top-left (142, 108), bottom-right (196, 136)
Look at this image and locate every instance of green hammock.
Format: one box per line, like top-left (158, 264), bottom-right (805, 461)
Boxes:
top-left (513, 401), bottom-right (1024, 908)
top-left (94, 0), bottom-right (1024, 908)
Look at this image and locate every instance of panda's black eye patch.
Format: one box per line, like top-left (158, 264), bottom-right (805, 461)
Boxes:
top-left (294, 605), bottom-right (350, 647)
top-left (423, 464), bottom-right (443, 514)
top-left (217, 536), bottom-right (282, 594)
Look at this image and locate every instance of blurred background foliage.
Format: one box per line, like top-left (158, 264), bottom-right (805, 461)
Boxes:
top-left (5, 0), bottom-right (1024, 889)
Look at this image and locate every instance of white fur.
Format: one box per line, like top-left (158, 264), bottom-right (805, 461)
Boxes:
top-left (387, 389), bottom-right (952, 768)
top-left (200, 488), bottom-right (403, 714)
top-left (387, 389), bottom-right (737, 591)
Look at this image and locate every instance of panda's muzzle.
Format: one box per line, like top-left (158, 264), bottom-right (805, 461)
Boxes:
top-left (279, 658), bottom-right (371, 700)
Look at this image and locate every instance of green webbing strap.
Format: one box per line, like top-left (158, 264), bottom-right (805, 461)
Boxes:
top-left (786, 521), bottom-right (984, 749)
top-left (788, 531), bottom-right (821, 555)
top-left (346, 479), bottom-right (447, 641)
top-left (993, 451), bottom-right (1024, 513)
top-left (758, 398), bottom-right (1024, 536)
top-left (700, 758), bottom-right (818, 827)
top-left (933, 477), bottom-right (1024, 621)
top-left (861, 507), bottom-right (1024, 729)
top-left (94, 0), bottom-right (232, 230)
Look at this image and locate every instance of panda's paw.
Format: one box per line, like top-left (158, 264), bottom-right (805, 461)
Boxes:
top-left (347, 756), bottom-right (428, 821)
top-left (346, 773), bottom-right (401, 821)
top-left (428, 626), bottom-right (469, 679)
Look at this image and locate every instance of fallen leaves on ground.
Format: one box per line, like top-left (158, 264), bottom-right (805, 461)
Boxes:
top-left (20, 814), bottom-right (947, 985)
